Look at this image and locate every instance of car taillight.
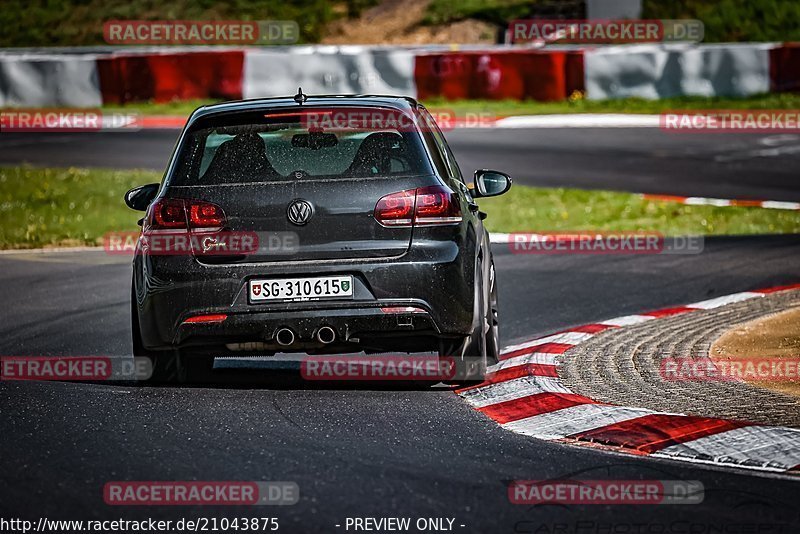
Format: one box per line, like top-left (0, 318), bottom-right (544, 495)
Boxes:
top-left (189, 202), bottom-right (225, 228)
top-left (374, 186), bottom-right (462, 227)
top-left (413, 185), bottom-right (462, 226)
top-left (374, 190), bottom-right (415, 226)
top-left (147, 199), bottom-right (226, 231)
top-left (152, 198), bottom-right (186, 229)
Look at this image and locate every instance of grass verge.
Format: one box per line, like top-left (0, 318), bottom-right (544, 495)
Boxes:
top-left (477, 186), bottom-right (800, 235)
top-left (1, 166), bottom-right (798, 250)
top-left (90, 93), bottom-right (800, 118)
top-left (424, 93), bottom-right (800, 116)
top-left (0, 167), bottom-right (156, 249)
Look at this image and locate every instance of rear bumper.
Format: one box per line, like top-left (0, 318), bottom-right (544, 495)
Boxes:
top-left (175, 301), bottom-right (442, 353)
top-left (134, 236), bottom-right (477, 351)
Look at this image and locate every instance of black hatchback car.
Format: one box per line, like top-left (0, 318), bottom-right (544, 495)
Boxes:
top-left (126, 93), bottom-right (511, 383)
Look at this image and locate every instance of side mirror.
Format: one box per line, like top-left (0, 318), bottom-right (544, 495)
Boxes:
top-left (124, 183), bottom-right (160, 211)
top-left (473, 170), bottom-right (512, 198)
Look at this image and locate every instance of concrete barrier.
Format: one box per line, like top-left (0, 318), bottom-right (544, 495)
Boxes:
top-left (415, 50), bottom-right (583, 101)
top-left (0, 43), bottom-right (787, 107)
top-left (0, 55), bottom-right (102, 107)
top-left (97, 51), bottom-right (243, 104)
top-left (770, 43), bottom-right (800, 93)
top-left (585, 43), bottom-right (774, 100)
top-left (243, 46), bottom-right (416, 98)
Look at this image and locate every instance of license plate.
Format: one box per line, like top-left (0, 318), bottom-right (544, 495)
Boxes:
top-left (249, 276), bottom-right (353, 302)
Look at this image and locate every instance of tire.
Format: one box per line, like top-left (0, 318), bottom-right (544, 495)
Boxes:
top-left (486, 258), bottom-right (500, 366)
top-left (440, 258), bottom-right (488, 385)
top-left (176, 350), bottom-right (217, 384)
top-left (131, 291), bottom-right (179, 384)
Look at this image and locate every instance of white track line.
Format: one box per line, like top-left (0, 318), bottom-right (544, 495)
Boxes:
top-left (494, 114), bottom-right (661, 129)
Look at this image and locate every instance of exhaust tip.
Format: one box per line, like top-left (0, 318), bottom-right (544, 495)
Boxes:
top-left (275, 327), bottom-right (295, 347)
top-left (316, 326), bottom-right (336, 344)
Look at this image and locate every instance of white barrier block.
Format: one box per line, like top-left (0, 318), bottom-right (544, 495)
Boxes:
top-left (0, 56), bottom-right (102, 107)
top-left (585, 43), bottom-right (775, 100)
top-left (243, 47), bottom-right (416, 99)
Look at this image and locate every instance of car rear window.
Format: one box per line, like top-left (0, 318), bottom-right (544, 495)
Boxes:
top-left (169, 107), bottom-right (435, 186)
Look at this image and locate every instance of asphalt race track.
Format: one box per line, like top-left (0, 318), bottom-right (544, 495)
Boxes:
top-left (1, 239), bottom-right (800, 530)
top-left (1, 128), bottom-right (799, 531)
top-left (2, 128), bottom-right (800, 200)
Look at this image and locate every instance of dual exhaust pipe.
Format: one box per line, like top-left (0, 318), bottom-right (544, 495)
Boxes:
top-left (275, 326), bottom-right (336, 347)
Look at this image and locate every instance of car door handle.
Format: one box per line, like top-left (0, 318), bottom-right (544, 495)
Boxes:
top-left (478, 211), bottom-right (488, 220)
top-left (468, 203), bottom-right (480, 213)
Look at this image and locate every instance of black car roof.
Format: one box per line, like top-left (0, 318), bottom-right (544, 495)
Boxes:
top-left (188, 94), bottom-right (422, 124)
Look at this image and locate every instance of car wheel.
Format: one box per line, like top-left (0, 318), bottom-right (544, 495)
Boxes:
top-left (131, 291), bottom-right (179, 384)
top-left (486, 258), bottom-right (500, 366)
top-left (176, 351), bottom-right (217, 384)
top-left (440, 259), bottom-right (488, 385)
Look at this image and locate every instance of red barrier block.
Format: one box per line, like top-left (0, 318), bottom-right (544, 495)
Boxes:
top-left (770, 43), bottom-right (800, 93)
top-left (414, 50), bottom-right (583, 102)
top-left (564, 50), bottom-right (585, 96)
top-left (98, 51), bottom-right (244, 104)
top-left (149, 52), bottom-right (243, 102)
top-left (520, 51), bottom-right (566, 101)
top-left (415, 53), bottom-right (473, 100)
top-left (97, 55), bottom-right (153, 105)
top-left (471, 53), bottom-right (527, 99)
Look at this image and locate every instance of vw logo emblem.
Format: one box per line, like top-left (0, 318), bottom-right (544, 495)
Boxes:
top-left (287, 199), bottom-right (313, 226)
